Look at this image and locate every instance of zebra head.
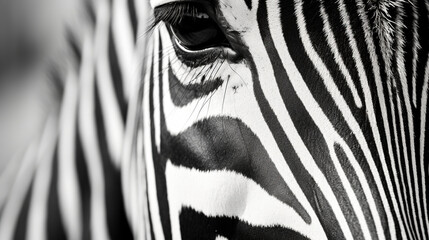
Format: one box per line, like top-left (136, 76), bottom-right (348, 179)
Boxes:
top-left (124, 0), bottom-right (429, 239)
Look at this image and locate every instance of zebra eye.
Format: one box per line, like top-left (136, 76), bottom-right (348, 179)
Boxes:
top-left (154, 3), bottom-right (231, 52)
top-left (169, 11), bottom-right (229, 50)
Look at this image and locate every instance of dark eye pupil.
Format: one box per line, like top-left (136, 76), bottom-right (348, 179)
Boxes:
top-left (170, 15), bottom-right (229, 50)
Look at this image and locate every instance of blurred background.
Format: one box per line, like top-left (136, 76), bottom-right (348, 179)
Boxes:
top-left (0, 0), bottom-right (83, 175)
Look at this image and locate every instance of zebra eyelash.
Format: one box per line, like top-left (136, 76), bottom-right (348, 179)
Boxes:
top-left (150, 2), bottom-right (205, 30)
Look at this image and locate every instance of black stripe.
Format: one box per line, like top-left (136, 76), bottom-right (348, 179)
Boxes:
top-left (48, 66), bottom-right (65, 101)
top-left (85, 0), bottom-right (96, 26)
top-left (415, 2), bottom-right (429, 108)
top-left (127, 0), bottom-right (138, 40)
top-left (390, 14), bottom-right (417, 240)
top-left (150, 41), bottom-right (172, 240)
top-left (13, 181), bottom-right (33, 240)
top-left (168, 66), bottom-right (223, 107)
top-left (392, 5), bottom-right (421, 239)
top-left (352, 1), bottom-right (403, 238)
top-left (94, 73), bottom-right (134, 240)
top-left (179, 207), bottom-right (309, 240)
top-left (244, 0), bottom-right (252, 10)
top-left (75, 122), bottom-right (91, 240)
top-left (424, 89), bottom-right (429, 238)
top-left (387, 69), bottom-right (413, 238)
top-left (145, 150), bottom-right (156, 240)
top-left (415, 2), bottom-right (429, 237)
top-left (108, 23), bottom-right (128, 122)
top-left (315, 0), bottom-right (364, 115)
top-left (355, 0), bottom-right (400, 212)
top-left (47, 148), bottom-right (68, 240)
top-left (67, 32), bottom-right (83, 66)
top-left (402, 3), bottom-right (416, 109)
top-left (280, 1), bottom-right (381, 239)
top-left (253, 1), bottom-right (347, 239)
top-left (417, 3), bottom-right (429, 238)
top-left (131, 73), bottom-right (156, 240)
top-left (334, 144), bottom-right (379, 238)
top-left (164, 116), bottom-right (311, 223)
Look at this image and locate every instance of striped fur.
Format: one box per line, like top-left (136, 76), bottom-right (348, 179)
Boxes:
top-left (0, 0), bottom-right (147, 239)
top-left (124, 0), bottom-right (429, 239)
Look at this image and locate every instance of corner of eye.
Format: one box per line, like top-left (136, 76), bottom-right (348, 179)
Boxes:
top-left (220, 47), bottom-right (241, 61)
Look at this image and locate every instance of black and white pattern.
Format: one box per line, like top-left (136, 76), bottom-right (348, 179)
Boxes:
top-left (124, 0), bottom-right (429, 239)
top-left (0, 0), bottom-right (428, 239)
top-left (0, 0), bottom-right (147, 239)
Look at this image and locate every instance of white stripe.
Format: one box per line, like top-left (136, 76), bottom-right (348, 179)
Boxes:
top-left (112, 0), bottom-right (138, 100)
top-left (396, 85), bottom-right (417, 238)
top-left (387, 76), bottom-right (414, 237)
top-left (0, 144), bottom-right (37, 240)
top-left (153, 34), bottom-right (162, 153)
top-left (354, 0), bottom-right (406, 237)
top-left (270, 0), bottom-right (380, 238)
top-left (138, 128), bottom-right (153, 240)
top-left (58, 66), bottom-right (82, 240)
top-left (336, 1), bottom-right (405, 237)
top-left (95, 0), bottom-right (124, 168)
top-left (143, 30), bottom-right (166, 240)
top-left (26, 116), bottom-right (58, 240)
top-left (121, 99), bottom-right (138, 238)
top-left (79, 24), bottom-right (110, 240)
top-left (121, 6), bottom-right (149, 227)
top-left (394, 7), bottom-right (424, 238)
top-left (122, 34), bottom-right (153, 240)
top-left (319, 2), bottom-right (362, 108)
top-left (411, 0), bottom-right (420, 107)
top-left (135, 0), bottom-right (151, 33)
top-left (419, 54), bottom-right (429, 238)
top-left (166, 162), bottom-right (318, 240)
top-left (0, 149), bottom-right (25, 211)
top-left (136, 42), bottom-right (153, 240)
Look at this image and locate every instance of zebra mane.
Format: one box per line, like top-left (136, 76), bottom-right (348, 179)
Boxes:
top-left (366, 0), bottom-right (409, 81)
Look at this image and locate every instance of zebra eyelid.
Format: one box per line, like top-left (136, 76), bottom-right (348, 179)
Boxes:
top-left (152, 2), bottom-right (210, 28)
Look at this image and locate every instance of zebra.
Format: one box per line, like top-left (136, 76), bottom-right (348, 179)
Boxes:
top-left (122, 0), bottom-right (429, 239)
top-left (0, 0), bottom-right (149, 239)
top-left (0, 0), bottom-right (428, 239)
